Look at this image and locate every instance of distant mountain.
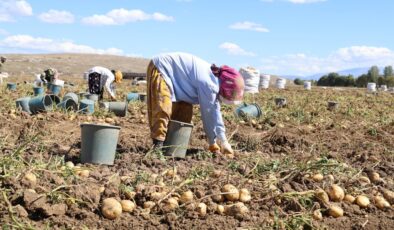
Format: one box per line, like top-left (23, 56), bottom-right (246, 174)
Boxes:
top-left (305, 67), bottom-right (384, 80)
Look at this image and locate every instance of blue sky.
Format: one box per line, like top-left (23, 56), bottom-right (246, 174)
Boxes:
top-left (0, 0), bottom-right (393, 76)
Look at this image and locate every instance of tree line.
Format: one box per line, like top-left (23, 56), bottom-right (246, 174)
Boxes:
top-left (293, 66), bottom-right (394, 87)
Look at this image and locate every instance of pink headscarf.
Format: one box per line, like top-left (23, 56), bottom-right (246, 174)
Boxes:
top-left (218, 65), bottom-right (244, 102)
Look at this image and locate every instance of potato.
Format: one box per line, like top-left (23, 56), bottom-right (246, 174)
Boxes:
top-left (326, 174), bottom-right (335, 182)
top-left (216, 205), bottom-right (225, 215)
top-left (105, 117), bottom-right (114, 123)
top-left (99, 186), bottom-right (105, 193)
top-left (382, 189), bottom-right (394, 204)
top-left (211, 170), bottom-right (223, 178)
top-left (368, 172), bottom-right (381, 183)
top-left (211, 193), bottom-right (224, 203)
top-left (65, 161), bottom-right (74, 168)
top-left (23, 172), bottom-right (37, 186)
top-left (312, 173), bottom-right (324, 182)
top-left (163, 198), bottom-right (179, 211)
top-left (225, 202), bottom-right (248, 216)
top-left (196, 203), bottom-right (207, 216)
top-left (374, 196), bottom-right (390, 210)
top-left (356, 195), bottom-right (370, 208)
top-left (125, 191), bottom-right (136, 200)
top-left (358, 176), bottom-right (371, 186)
top-left (328, 205), bottom-right (344, 218)
top-left (344, 194), bottom-right (355, 204)
top-left (165, 168), bottom-right (177, 177)
top-left (78, 169), bottom-right (90, 178)
top-left (179, 190), bottom-right (194, 204)
top-left (239, 188), bottom-right (251, 203)
top-left (326, 184), bottom-right (345, 202)
top-left (315, 188), bottom-right (329, 204)
top-left (102, 198), bottom-right (122, 220)
top-left (143, 201), bottom-right (156, 209)
top-left (121, 200), bottom-right (136, 212)
top-left (313, 209), bottom-right (323, 221)
top-left (150, 192), bottom-right (165, 201)
top-left (222, 184), bottom-right (239, 201)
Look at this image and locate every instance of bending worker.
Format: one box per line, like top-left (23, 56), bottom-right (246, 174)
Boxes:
top-left (86, 66), bottom-right (122, 100)
top-left (147, 52), bottom-right (245, 156)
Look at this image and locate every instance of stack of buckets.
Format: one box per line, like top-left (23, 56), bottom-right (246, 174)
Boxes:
top-left (259, 74), bottom-right (270, 89)
top-left (276, 78), bottom-right (286, 89)
top-left (304, 81), bottom-right (312, 90)
top-left (367, 82), bottom-right (376, 92)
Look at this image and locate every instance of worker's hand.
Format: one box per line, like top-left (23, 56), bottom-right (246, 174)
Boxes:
top-left (208, 143), bottom-right (221, 154)
top-left (220, 141), bottom-right (234, 156)
top-left (110, 95), bottom-right (117, 101)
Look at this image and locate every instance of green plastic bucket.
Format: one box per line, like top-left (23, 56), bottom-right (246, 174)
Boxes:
top-left (58, 98), bottom-right (78, 111)
top-left (28, 95), bottom-right (53, 114)
top-left (84, 93), bottom-right (99, 102)
top-left (7, 83), bottom-right (17, 91)
top-left (80, 123), bottom-right (121, 165)
top-left (235, 103), bottom-right (262, 119)
top-left (108, 101), bottom-right (128, 117)
top-left (79, 99), bottom-right (95, 114)
top-left (33, 87), bottom-right (44, 96)
top-left (138, 93), bottom-right (147, 102)
top-left (63, 92), bottom-right (79, 104)
top-left (50, 84), bottom-right (62, 96)
top-left (16, 97), bottom-right (31, 114)
top-left (126, 93), bottom-right (139, 102)
top-left (163, 120), bottom-right (193, 158)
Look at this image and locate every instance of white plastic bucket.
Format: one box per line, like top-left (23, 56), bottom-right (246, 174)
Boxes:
top-left (367, 82), bottom-right (376, 92)
top-left (304, 81), bottom-right (312, 90)
top-left (240, 67), bottom-right (260, 93)
top-left (276, 78), bottom-right (286, 89)
top-left (259, 74), bottom-right (270, 89)
top-left (83, 72), bottom-right (89, 81)
top-left (53, 79), bottom-right (64, 86)
top-left (380, 85), bottom-right (387, 91)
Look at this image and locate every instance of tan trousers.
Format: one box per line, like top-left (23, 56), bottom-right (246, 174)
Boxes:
top-left (146, 61), bottom-right (193, 141)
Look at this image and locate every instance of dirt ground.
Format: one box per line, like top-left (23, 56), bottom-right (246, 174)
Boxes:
top-left (0, 75), bottom-right (394, 230)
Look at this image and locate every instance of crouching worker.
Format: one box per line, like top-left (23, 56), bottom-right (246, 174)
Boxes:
top-left (40, 68), bottom-right (59, 84)
top-left (86, 66), bottom-right (122, 100)
top-left (147, 52), bottom-right (244, 156)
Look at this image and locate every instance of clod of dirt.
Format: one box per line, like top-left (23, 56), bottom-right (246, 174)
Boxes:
top-left (355, 195), bottom-right (370, 208)
top-left (222, 184), bottom-right (240, 201)
top-left (14, 204), bottom-right (28, 217)
top-left (326, 184), bottom-right (345, 202)
top-left (101, 198), bottom-right (122, 220)
top-left (23, 190), bottom-right (47, 211)
top-left (42, 203), bottom-right (67, 217)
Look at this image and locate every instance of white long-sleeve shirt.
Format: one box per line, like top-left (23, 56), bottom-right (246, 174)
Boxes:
top-left (87, 66), bottom-right (116, 98)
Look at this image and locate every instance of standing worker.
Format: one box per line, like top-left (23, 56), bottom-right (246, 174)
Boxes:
top-left (147, 52), bottom-right (244, 156)
top-left (86, 66), bottom-right (123, 100)
top-left (0, 56), bottom-right (7, 84)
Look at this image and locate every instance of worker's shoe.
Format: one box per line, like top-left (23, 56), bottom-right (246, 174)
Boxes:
top-left (152, 139), bottom-right (164, 149)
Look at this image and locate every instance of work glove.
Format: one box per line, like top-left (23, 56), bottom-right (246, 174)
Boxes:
top-left (219, 140), bottom-right (234, 156)
top-left (208, 143), bottom-right (220, 154)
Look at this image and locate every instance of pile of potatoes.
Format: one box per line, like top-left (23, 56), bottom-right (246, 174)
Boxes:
top-left (312, 172), bottom-right (394, 220)
top-left (100, 182), bottom-right (252, 220)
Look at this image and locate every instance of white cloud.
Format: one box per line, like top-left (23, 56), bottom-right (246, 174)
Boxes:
top-left (82, 8), bottom-right (174, 25)
top-left (219, 42), bottom-right (256, 56)
top-left (0, 35), bottom-right (124, 55)
top-left (38, 10), bottom-right (74, 24)
top-left (262, 0), bottom-right (326, 4)
top-left (287, 0), bottom-right (326, 3)
top-left (259, 46), bottom-right (394, 76)
top-left (0, 29), bottom-right (9, 36)
top-left (229, 21), bottom-right (269, 32)
top-left (0, 0), bottom-right (33, 22)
